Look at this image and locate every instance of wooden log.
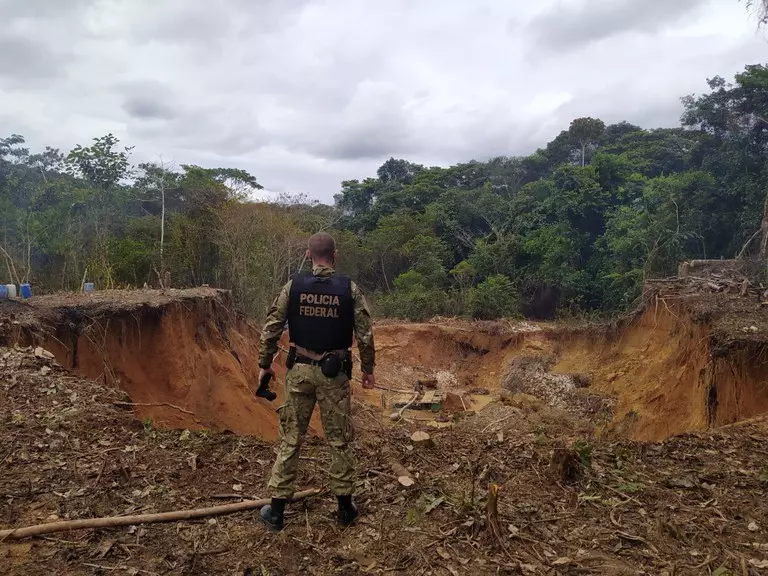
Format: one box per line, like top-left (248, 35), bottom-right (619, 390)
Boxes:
top-left (390, 460), bottom-right (415, 487)
top-left (0, 489), bottom-right (321, 541)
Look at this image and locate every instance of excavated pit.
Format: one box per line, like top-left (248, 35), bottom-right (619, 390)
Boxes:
top-left (373, 276), bottom-right (768, 441)
top-left (0, 289), bottom-right (318, 440)
top-left (2, 273), bottom-right (767, 443)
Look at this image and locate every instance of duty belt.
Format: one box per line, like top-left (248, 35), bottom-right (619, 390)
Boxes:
top-left (295, 355), bottom-right (324, 366)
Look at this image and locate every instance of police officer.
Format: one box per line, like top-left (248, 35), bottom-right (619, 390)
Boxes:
top-left (257, 232), bottom-right (376, 531)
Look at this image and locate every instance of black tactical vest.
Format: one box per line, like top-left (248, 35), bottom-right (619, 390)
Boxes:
top-left (287, 272), bottom-right (354, 353)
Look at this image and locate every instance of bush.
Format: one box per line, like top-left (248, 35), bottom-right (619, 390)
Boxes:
top-left (373, 288), bottom-right (449, 321)
top-left (469, 275), bottom-right (519, 319)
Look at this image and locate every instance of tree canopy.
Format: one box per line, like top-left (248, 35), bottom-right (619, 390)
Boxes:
top-left (1, 63), bottom-right (767, 320)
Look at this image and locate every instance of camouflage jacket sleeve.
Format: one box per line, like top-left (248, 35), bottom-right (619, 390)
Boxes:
top-left (352, 281), bottom-right (376, 374)
top-left (258, 280), bottom-right (292, 369)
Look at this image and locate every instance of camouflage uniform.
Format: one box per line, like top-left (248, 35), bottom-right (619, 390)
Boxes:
top-left (259, 265), bottom-right (375, 498)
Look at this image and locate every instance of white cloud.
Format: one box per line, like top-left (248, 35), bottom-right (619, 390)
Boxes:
top-left (0, 0), bottom-right (765, 202)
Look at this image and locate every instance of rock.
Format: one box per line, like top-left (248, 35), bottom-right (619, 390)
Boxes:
top-left (34, 347), bottom-right (55, 360)
top-left (748, 521), bottom-right (760, 532)
top-left (410, 431), bottom-right (433, 448)
top-left (667, 476), bottom-right (697, 489)
top-left (40, 366), bottom-right (51, 376)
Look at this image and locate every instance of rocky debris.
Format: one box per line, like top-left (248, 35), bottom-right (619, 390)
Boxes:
top-left (501, 355), bottom-right (574, 410)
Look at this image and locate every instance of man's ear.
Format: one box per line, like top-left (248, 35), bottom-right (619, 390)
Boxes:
top-left (305, 249), bottom-right (312, 261)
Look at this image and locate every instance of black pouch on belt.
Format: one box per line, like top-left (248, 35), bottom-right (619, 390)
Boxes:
top-left (320, 352), bottom-right (342, 378)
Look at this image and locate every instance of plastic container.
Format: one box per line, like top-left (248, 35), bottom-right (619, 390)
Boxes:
top-left (19, 283), bottom-right (32, 299)
top-left (84, 282), bottom-right (95, 294)
top-left (0, 285), bottom-right (7, 300)
top-left (6, 284), bottom-right (16, 298)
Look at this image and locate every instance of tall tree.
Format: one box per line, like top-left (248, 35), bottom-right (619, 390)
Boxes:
top-left (568, 118), bottom-right (606, 166)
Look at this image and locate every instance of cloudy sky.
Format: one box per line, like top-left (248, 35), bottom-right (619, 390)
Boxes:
top-left (1, 0), bottom-right (765, 202)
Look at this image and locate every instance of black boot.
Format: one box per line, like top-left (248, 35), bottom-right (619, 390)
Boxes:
top-left (255, 386), bottom-right (277, 401)
top-left (259, 498), bottom-right (286, 532)
top-left (336, 495), bottom-right (358, 527)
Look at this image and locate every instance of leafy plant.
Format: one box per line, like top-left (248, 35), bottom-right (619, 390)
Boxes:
top-left (572, 439), bottom-right (593, 468)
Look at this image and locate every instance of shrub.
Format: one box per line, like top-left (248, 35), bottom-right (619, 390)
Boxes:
top-left (469, 275), bottom-right (519, 319)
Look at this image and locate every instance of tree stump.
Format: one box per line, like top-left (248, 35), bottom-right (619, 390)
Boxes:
top-left (410, 431), bottom-right (433, 448)
top-left (550, 446), bottom-right (582, 484)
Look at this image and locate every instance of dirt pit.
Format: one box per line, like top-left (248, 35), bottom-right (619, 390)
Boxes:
top-left (3, 273), bottom-right (768, 443)
top-left (373, 273), bottom-right (768, 442)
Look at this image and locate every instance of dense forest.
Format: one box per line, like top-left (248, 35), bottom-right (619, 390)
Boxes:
top-left (1, 63), bottom-right (767, 321)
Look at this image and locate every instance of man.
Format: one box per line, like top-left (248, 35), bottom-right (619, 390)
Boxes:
top-left (257, 232), bottom-right (376, 531)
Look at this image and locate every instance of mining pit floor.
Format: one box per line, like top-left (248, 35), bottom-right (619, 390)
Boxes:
top-left (2, 277), bottom-right (768, 575)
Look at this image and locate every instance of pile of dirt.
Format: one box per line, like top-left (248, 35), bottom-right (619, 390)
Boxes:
top-left (3, 344), bottom-right (768, 575)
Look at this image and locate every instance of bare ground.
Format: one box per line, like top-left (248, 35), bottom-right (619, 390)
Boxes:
top-left (3, 346), bottom-right (768, 575)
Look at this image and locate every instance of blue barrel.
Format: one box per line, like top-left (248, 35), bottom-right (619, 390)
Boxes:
top-left (84, 282), bottom-right (95, 294)
top-left (19, 283), bottom-right (32, 299)
top-left (0, 285), bottom-right (7, 300)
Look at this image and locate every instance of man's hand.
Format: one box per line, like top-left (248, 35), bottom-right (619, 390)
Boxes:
top-left (256, 367), bottom-right (277, 401)
top-left (361, 373), bottom-right (375, 390)
top-left (259, 367), bottom-right (275, 386)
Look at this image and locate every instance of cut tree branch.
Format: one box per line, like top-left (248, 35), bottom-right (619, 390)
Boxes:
top-left (0, 489), bottom-right (321, 541)
top-left (113, 401), bottom-right (195, 415)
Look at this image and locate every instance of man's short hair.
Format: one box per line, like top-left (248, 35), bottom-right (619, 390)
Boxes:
top-left (308, 232), bottom-right (336, 261)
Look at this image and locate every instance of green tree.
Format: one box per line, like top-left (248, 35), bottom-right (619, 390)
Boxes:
top-left (569, 117), bottom-right (606, 166)
top-left (469, 275), bottom-right (519, 319)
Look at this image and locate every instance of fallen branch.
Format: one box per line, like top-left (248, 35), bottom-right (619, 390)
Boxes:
top-left (736, 228), bottom-right (762, 260)
top-left (480, 413), bottom-right (516, 433)
top-left (113, 402), bottom-right (195, 416)
top-left (0, 488), bottom-right (321, 541)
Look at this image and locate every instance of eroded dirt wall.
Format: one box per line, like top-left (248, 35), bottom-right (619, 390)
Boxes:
top-left (552, 306), bottom-right (712, 441)
top-left (32, 298), bottom-right (315, 440)
top-left (709, 345), bottom-right (768, 429)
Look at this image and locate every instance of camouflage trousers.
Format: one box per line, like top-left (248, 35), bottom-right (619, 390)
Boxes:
top-left (268, 363), bottom-right (355, 498)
